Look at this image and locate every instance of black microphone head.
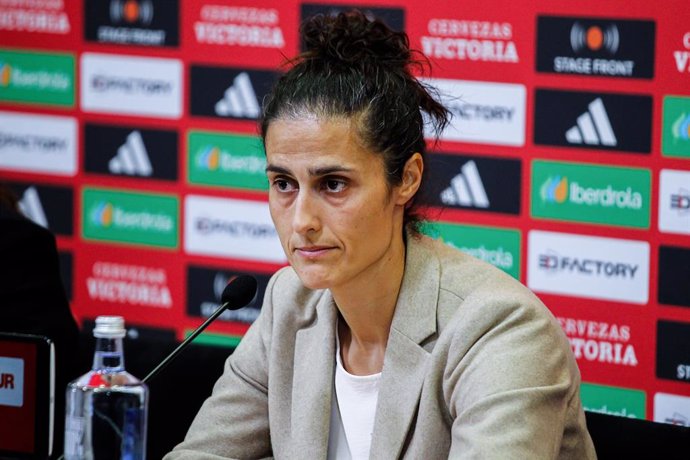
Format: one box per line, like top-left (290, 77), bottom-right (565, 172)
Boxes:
top-left (221, 275), bottom-right (258, 311)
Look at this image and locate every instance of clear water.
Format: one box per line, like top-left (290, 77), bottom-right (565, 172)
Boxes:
top-left (64, 370), bottom-right (148, 460)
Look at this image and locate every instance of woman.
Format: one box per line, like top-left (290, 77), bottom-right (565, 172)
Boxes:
top-left (167, 11), bottom-right (596, 459)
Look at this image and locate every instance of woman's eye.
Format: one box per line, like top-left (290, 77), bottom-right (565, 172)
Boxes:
top-left (324, 179), bottom-right (346, 192)
top-left (273, 178), bottom-right (294, 192)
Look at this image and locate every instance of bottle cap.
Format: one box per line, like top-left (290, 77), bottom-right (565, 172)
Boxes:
top-left (93, 316), bottom-right (126, 338)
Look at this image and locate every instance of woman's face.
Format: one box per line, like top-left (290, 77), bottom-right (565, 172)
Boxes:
top-left (265, 116), bottom-right (410, 291)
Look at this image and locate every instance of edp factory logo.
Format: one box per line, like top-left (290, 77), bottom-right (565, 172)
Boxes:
top-left (527, 230), bottom-right (649, 304)
top-left (0, 111), bottom-right (77, 176)
top-left (85, 0), bottom-right (179, 47)
top-left (184, 195), bottom-right (285, 263)
top-left (423, 78), bottom-right (526, 146)
top-left (536, 16), bottom-right (655, 79)
top-left (654, 393), bottom-right (690, 427)
top-left (81, 53), bottom-right (182, 118)
top-left (658, 169), bottom-right (690, 235)
top-left (189, 66), bottom-right (278, 121)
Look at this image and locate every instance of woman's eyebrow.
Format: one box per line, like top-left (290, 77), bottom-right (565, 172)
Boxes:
top-left (265, 164), bottom-right (354, 176)
top-left (265, 164), bottom-right (291, 175)
top-left (309, 166), bottom-right (354, 176)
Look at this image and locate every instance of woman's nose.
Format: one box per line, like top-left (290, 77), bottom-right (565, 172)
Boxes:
top-left (292, 191), bottom-right (320, 235)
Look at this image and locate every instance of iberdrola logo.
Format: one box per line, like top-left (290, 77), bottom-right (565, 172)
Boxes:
top-left (540, 176), bottom-right (568, 203)
top-left (91, 202), bottom-right (114, 227)
top-left (672, 112), bottom-right (690, 142)
top-left (0, 62), bottom-right (10, 87)
top-left (197, 146), bottom-right (220, 171)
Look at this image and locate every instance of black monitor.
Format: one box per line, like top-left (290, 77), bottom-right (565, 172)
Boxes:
top-left (0, 332), bottom-right (55, 459)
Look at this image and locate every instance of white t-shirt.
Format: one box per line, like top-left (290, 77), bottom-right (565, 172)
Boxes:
top-left (327, 333), bottom-right (382, 460)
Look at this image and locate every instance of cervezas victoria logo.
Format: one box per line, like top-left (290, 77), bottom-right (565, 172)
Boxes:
top-left (558, 316), bottom-right (638, 367)
top-left (0, 0), bottom-right (71, 34)
top-left (84, 0), bottom-right (179, 47)
top-left (193, 4), bottom-right (284, 49)
top-left (673, 31), bottom-right (690, 74)
top-left (420, 18), bottom-right (518, 63)
top-left (536, 16), bottom-right (655, 79)
top-left (86, 260), bottom-right (173, 309)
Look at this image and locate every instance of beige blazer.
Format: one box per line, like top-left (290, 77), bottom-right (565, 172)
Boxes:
top-left (166, 235), bottom-right (596, 459)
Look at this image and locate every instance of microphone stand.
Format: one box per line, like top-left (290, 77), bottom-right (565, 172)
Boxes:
top-left (142, 300), bottom-right (230, 384)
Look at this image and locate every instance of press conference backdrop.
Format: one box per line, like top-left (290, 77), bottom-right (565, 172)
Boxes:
top-left (0, 0), bottom-right (689, 426)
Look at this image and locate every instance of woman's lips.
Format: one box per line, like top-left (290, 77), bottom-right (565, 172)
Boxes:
top-left (295, 246), bottom-right (335, 259)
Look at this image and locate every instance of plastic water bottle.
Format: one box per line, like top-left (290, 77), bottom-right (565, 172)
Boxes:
top-left (64, 316), bottom-right (148, 459)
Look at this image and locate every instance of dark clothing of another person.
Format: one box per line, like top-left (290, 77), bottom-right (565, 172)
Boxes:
top-left (0, 203), bottom-right (81, 458)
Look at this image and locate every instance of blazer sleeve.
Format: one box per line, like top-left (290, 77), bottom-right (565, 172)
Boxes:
top-left (164, 270), bottom-right (283, 460)
top-left (443, 285), bottom-right (594, 459)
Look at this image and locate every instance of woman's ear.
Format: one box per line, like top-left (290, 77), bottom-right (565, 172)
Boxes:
top-left (395, 152), bottom-right (424, 206)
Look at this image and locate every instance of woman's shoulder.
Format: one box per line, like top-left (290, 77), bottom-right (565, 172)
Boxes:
top-left (413, 235), bottom-right (559, 335)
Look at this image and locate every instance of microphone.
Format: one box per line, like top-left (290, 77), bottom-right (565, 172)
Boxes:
top-left (142, 274), bottom-right (258, 384)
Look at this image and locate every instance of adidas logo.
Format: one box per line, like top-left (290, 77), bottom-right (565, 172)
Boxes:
top-left (214, 72), bottom-right (260, 118)
top-left (109, 130), bottom-right (153, 176)
top-left (440, 160), bottom-right (490, 208)
top-left (18, 186), bottom-right (49, 228)
top-left (565, 98), bottom-right (617, 146)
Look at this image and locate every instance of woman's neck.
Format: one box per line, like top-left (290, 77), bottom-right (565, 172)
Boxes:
top-left (332, 232), bottom-right (407, 375)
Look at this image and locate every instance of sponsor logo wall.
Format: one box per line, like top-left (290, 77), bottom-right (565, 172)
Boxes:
top-left (0, 0), bottom-right (688, 422)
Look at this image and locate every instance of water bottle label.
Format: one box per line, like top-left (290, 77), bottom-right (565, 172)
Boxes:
top-left (64, 415), bottom-right (85, 456)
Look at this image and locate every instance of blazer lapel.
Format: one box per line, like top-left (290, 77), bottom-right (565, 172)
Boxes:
top-left (289, 291), bottom-right (338, 458)
top-left (369, 236), bottom-right (440, 458)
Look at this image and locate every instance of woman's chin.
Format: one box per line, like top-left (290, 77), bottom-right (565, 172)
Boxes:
top-left (293, 267), bottom-right (333, 290)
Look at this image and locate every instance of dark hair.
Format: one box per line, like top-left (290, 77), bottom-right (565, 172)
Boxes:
top-left (260, 10), bottom-right (449, 232)
top-left (0, 183), bottom-right (19, 213)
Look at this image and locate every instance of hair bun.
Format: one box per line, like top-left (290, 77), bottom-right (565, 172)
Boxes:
top-left (301, 10), bottom-right (410, 67)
